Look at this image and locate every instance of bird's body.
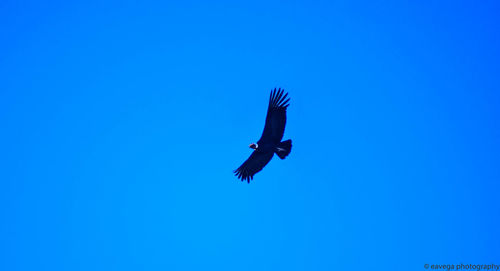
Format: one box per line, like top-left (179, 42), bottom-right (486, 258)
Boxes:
top-left (234, 88), bottom-right (292, 182)
top-left (253, 142), bottom-right (274, 153)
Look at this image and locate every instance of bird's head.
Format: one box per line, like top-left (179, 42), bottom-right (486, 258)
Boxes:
top-left (249, 143), bottom-right (258, 150)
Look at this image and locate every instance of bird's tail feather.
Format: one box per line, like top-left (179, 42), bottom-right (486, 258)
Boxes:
top-left (276, 139), bottom-right (292, 159)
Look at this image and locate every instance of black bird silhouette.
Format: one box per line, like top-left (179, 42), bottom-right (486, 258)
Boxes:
top-left (234, 88), bottom-right (292, 182)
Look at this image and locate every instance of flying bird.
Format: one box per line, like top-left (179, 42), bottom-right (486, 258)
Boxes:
top-left (234, 88), bottom-right (292, 183)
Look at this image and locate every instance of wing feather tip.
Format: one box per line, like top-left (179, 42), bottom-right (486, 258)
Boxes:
top-left (281, 97), bottom-right (290, 107)
top-left (269, 88), bottom-right (289, 108)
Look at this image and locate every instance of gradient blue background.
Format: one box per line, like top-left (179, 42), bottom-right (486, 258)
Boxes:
top-left (1, 1), bottom-right (499, 270)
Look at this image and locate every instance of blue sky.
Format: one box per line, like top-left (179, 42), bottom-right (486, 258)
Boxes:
top-left (1, 1), bottom-right (499, 270)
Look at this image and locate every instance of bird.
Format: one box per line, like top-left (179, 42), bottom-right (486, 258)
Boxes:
top-left (234, 88), bottom-right (292, 183)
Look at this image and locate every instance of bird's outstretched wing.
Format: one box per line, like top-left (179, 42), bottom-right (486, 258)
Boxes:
top-left (257, 88), bottom-right (290, 145)
top-left (234, 151), bottom-right (274, 183)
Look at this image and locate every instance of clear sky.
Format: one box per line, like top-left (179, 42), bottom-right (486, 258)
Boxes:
top-left (1, 1), bottom-right (499, 270)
